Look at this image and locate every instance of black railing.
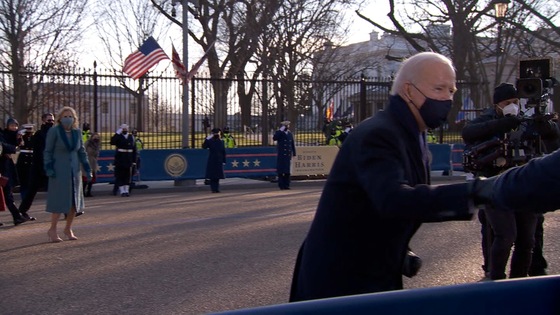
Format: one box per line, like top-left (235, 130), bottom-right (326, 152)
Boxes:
top-left (0, 67), bottom-right (484, 148)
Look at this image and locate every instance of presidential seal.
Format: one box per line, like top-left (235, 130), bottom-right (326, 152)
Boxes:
top-left (164, 153), bottom-right (188, 177)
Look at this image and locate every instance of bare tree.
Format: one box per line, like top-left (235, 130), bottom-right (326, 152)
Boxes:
top-left (356, 0), bottom-right (559, 129)
top-left (264, 0), bottom-right (362, 131)
top-left (0, 0), bottom-right (89, 123)
top-left (94, 0), bottom-right (172, 131)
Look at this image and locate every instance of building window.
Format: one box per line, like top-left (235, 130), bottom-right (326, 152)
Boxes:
top-left (130, 102), bottom-right (136, 114)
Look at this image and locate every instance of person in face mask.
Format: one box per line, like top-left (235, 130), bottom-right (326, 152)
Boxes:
top-left (18, 113), bottom-right (55, 220)
top-left (289, 52), bottom-right (495, 302)
top-left (461, 83), bottom-right (543, 281)
top-left (83, 132), bottom-right (101, 197)
top-left (110, 123), bottom-right (137, 197)
top-left (44, 107), bottom-right (92, 242)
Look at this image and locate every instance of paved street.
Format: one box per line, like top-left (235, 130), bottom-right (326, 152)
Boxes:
top-left (1, 182), bottom-right (559, 314)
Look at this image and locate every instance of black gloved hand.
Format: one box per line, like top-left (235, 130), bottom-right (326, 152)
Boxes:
top-left (469, 176), bottom-right (497, 206)
top-left (495, 116), bottom-right (522, 132)
top-left (534, 119), bottom-right (555, 136)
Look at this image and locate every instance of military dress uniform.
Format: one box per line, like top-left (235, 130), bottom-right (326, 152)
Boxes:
top-left (110, 124), bottom-right (137, 197)
top-left (16, 125), bottom-right (34, 200)
top-left (273, 121), bottom-right (296, 190)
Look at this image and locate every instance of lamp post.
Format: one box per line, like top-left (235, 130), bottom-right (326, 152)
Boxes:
top-left (493, 0), bottom-right (510, 85)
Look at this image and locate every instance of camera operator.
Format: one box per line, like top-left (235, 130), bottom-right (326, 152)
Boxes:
top-left (462, 82), bottom-right (559, 280)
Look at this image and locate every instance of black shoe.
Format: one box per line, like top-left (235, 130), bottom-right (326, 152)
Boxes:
top-left (76, 211), bottom-right (84, 217)
top-left (14, 217), bottom-right (27, 226)
top-left (85, 193), bottom-right (93, 197)
top-left (121, 193), bottom-right (127, 197)
top-left (22, 213), bottom-right (36, 221)
top-left (0, 222), bottom-right (3, 226)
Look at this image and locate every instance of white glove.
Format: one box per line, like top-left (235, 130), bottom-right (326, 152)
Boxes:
top-left (279, 126), bottom-right (286, 132)
top-left (116, 128), bottom-right (123, 134)
top-left (206, 135), bottom-right (213, 140)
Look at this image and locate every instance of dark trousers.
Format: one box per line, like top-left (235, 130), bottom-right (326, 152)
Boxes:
top-left (278, 172), bottom-right (291, 189)
top-left (529, 214), bottom-right (548, 274)
top-left (115, 165), bottom-right (131, 187)
top-left (485, 205), bottom-right (538, 279)
top-left (19, 173), bottom-right (47, 214)
top-left (3, 184), bottom-right (22, 221)
top-left (478, 209), bottom-right (493, 274)
top-left (209, 179), bottom-right (220, 192)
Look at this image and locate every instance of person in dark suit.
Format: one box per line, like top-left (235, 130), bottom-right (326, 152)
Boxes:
top-left (273, 121), bottom-right (296, 190)
top-left (18, 113), bottom-right (54, 220)
top-left (110, 124), bottom-right (137, 197)
top-left (202, 128), bottom-right (226, 193)
top-left (289, 52), bottom-right (494, 302)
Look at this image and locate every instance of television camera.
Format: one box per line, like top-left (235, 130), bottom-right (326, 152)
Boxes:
top-left (463, 58), bottom-right (559, 173)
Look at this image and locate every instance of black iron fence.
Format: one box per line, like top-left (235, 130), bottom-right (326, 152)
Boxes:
top-left (0, 67), bottom-right (484, 148)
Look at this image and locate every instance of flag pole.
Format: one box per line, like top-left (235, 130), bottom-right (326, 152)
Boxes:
top-left (181, 0), bottom-right (190, 149)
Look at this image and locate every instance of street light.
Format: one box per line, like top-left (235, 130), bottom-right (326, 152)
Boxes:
top-left (493, 0), bottom-right (510, 55)
top-left (493, 0), bottom-right (510, 85)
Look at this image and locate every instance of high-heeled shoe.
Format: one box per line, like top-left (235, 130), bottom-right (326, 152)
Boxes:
top-left (47, 230), bottom-right (63, 243)
top-left (64, 230), bottom-right (78, 241)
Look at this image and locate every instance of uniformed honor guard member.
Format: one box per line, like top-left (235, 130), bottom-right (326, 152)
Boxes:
top-left (18, 113), bottom-right (55, 221)
top-left (16, 124), bottom-right (35, 200)
top-left (110, 124), bottom-right (137, 197)
top-left (202, 128), bottom-right (226, 193)
top-left (273, 120), bottom-right (296, 190)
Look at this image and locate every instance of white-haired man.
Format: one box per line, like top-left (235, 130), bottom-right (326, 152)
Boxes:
top-left (289, 52), bottom-right (495, 302)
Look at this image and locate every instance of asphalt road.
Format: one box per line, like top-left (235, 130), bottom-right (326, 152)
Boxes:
top-left (1, 184), bottom-right (559, 314)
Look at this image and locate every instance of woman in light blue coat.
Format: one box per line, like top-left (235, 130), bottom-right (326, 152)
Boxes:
top-left (44, 107), bottom-right (91, 243)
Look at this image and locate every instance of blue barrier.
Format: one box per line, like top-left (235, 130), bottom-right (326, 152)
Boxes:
top-left (95, 148), bottom-right (278, 183)
top-left (215, 276), bottom-right (560, 315)
top-left (428, 143), bottom-right (452, 175)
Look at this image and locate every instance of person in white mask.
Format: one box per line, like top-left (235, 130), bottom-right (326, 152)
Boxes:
top-left (461, 82), bottom-right (555, 281)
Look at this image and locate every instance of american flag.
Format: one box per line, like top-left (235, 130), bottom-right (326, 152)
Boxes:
top-left (123, 36), bottom-right (169, 80)
top-left (171, 43), bottom-right (187, 84)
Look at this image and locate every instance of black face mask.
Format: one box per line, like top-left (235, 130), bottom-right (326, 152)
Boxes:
top-left (411, 84), bottom-right (452, 129)
top-left (122, 131), bottom-right (128, 135)
top-left (45, 122), bottom-right (54, 129)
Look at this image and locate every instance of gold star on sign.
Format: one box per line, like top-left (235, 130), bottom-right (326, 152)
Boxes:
top-left (253, 159), bottom-right (261, 167)
top-left (231, 160), bottom-right (239, 168)
top-left (242, 159), bottom-right (250, 167)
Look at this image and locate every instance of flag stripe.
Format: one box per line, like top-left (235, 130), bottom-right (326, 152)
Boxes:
top-left (171, 43), bottom-right (187, 84)
top-left (123, 36), bottom-right (169, 80)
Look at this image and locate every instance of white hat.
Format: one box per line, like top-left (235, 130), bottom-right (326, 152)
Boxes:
top-left (22, 124), bottom-right (34, 130)
top-left (280, 121), bottom-right (291, 126)
top-left (120, 124), bottom-right (129, 130)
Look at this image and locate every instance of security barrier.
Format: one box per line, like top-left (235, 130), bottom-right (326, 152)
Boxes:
top-left (215, 276), bottom-right (560, 315)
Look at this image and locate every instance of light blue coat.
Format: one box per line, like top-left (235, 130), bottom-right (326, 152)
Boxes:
top-left (44, 125), bottom-right (91, 214)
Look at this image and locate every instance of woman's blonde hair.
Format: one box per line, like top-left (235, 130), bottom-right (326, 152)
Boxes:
top-left (55, 106), bottom-right (80, 129)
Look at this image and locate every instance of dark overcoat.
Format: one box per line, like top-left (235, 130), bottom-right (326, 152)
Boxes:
top-left (110, 133), bottom-right (137, 169)
top-left (273, 130), bottom-right (296, 173)
top-left (494, 148), bottom-right (560, 213)
top-left (289, 95), bottom-right (473, 302)
top-left (203, 137), bottom-right (226, 180)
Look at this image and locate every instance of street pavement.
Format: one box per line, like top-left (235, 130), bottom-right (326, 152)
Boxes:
top-left (1, 177), bottom-right (559, 314)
